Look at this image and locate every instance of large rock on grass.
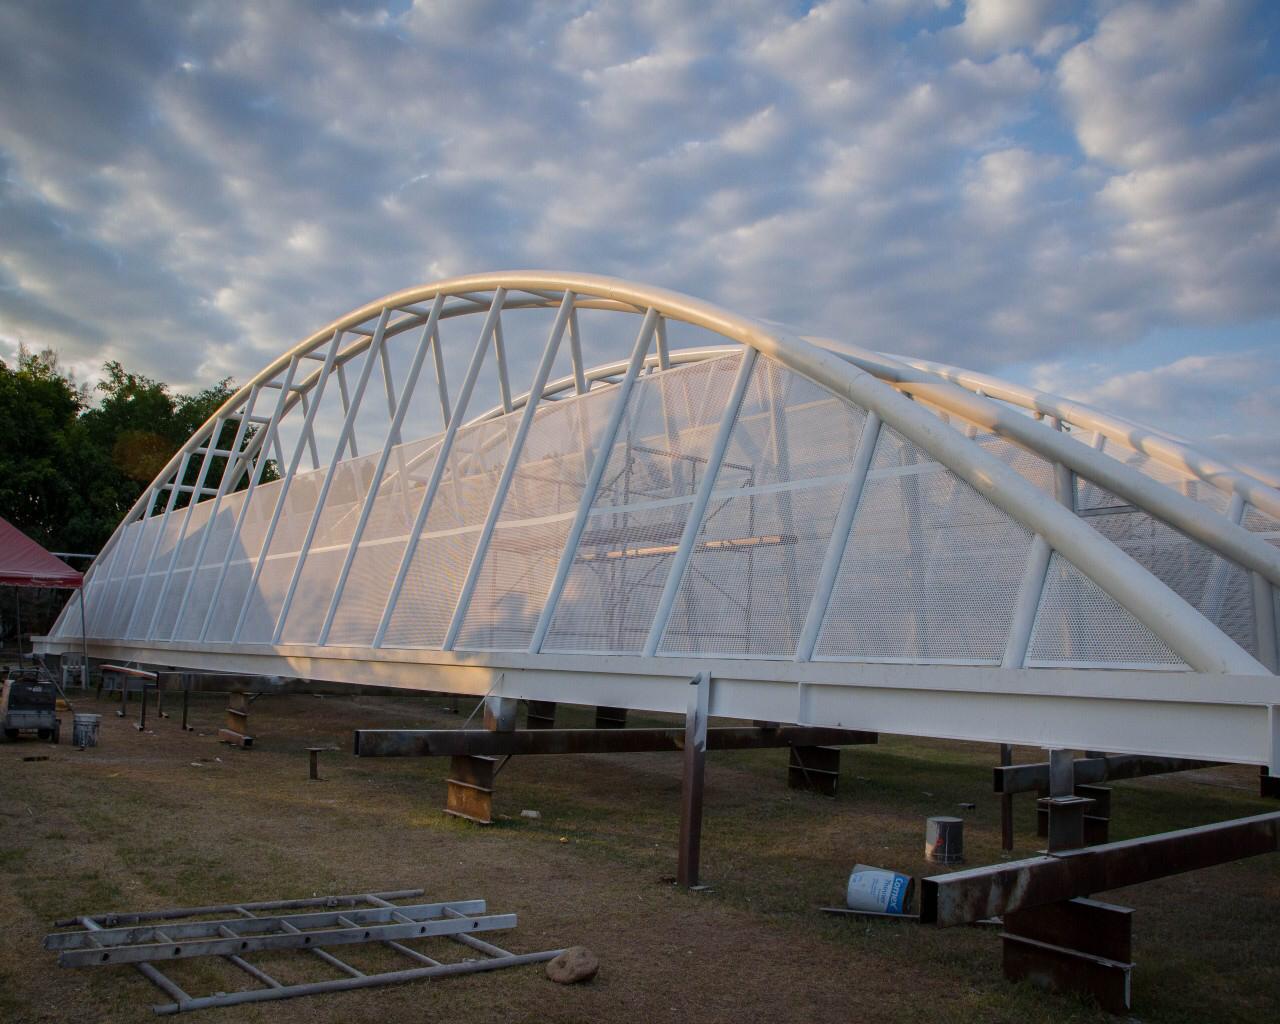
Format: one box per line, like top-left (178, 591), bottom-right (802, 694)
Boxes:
top-left (545, 946), bottom-right (599, 984)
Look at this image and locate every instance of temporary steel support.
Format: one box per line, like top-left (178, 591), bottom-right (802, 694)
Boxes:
top-left (678, 671), bottom-right (711, 887)
top-left (795, 411), bottom-right (881, 661)
top-left (528, 307), bottom-right (660, 652)
top-left (273, 310), bottom-right (391, 643)
top-left (443, 291), bottom-right (576, 649)
top-left (644, 347), bottom-right (757, 656)
top-left (921, 811), bottom-right (1280, 927)
top-left (353, 724), bottom-right (876, 757)
top-left (995, 753), bottom-right (1220, 795)
top-left (374, 289), bottom-right (508, 648)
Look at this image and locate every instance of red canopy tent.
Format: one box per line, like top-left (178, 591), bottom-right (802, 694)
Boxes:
top-left (0, 516), bottom-right (84, 674)
top-left (0, 517), bottom-right (83, 589)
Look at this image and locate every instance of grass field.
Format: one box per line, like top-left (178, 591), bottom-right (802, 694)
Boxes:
top-left (1, 688), bottom-right (1277, 1023)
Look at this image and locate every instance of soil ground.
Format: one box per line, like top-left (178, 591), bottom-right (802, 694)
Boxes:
top-left (1, 687), bottom-right (1278, 1023)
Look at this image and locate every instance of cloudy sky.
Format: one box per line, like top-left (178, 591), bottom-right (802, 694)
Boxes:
top-left (1, 0), bottom-right (1277, 471)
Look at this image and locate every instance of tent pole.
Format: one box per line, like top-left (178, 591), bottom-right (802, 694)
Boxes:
top-left (14, 587), bottom-right (22, 668)
top-left (79, 587), bottom-right (89, 688)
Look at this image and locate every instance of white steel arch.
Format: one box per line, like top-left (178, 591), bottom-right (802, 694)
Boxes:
top-left (38, 272), bottom-right (1280, 768)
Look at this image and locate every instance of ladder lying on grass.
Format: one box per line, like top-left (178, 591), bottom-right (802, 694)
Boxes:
top-left (44, 887), bottom-right (563, 1014)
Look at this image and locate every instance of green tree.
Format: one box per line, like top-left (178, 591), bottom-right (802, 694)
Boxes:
top-left (0, 347), bottom-right (86, 549)
top-left (0, 350), bottom-right (266, 555)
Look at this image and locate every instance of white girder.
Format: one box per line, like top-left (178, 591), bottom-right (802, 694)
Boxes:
top-left (37, 272), bottom-right (1280, 767)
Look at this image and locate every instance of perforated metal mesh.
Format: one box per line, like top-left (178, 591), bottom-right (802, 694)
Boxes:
top-left (1243, 503), bottom-right (1280, 546)
top-left (324, 435), bottom-right (440, 646)
top-left (593, 354), bottom-right (742, 507)
top-left (717, 357), bottom-right (867, 489)
top-left (381, 416), bottom-right (515, 648)
top-left (1080, 487), bottom-right (1257, 656)
top-left (543, 501), bottom-right (693, 653)
top-left (660, 483), bottom-right (847, 656)
top-left (453, 386), bottom-right (621, 651)
top-left (814, 425), bottom-right (1034, 663)
top-left (1079, 438), bottom-right (1233, 515)
top-left (1028, 553), bottom-right (1184, 667)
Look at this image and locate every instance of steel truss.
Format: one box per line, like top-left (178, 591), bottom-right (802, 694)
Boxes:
top-left (36, 273), bottom-right (1280, 769)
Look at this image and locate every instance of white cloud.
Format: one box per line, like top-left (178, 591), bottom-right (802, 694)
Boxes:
top-left (0, 0), bottom-right (1274, 478)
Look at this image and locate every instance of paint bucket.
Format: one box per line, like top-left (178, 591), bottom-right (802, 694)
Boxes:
top-left (845, 864), bottom-right (914, 915)
top-left (925, 816), bottom-right (965, 865)
top-left (72, 713), bottom-right (101, 748)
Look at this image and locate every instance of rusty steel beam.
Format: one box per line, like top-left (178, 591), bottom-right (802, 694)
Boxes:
top-left (353, 725), bottom-right (877, 758)
top-left (921, 811), bottom-right (1280, 927)
top-left (994, 754), bottom-right (1220, 795)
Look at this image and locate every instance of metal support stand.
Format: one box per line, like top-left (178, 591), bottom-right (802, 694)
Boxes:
top-left (595, 706), bottom-right (628, 729)
top-left (526, 700), bottom-right (556, 729)
top-left (788, 745), bottom-right (840, 796)
top-left (677, 672), bottom-right (710, 889)
top-left (1002, 898), bottom-right (1134, 1012)
top-left (446, 755), bottom-right (498, 824)
top-left (219, 691), bottom-right (254, 748)
top-left (1000, 743), bottom-right (1014, 852)
top-left (307, 747), bottom-right (323, 781)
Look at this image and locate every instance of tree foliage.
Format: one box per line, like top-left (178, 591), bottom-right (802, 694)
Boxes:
top-left (0, 348), bottom-right (254, 555)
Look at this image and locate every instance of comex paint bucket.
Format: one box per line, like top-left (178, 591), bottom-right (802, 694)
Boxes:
top-left (845, 863), bottom-right (914, 915)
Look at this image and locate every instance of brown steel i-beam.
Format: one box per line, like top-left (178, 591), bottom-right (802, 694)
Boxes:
top-left (678, 672), bottom-right (711, 889)
top-left (921, 811), bottom-right (1280, 927)
top-left (352, 725), bottom-right (876, 758)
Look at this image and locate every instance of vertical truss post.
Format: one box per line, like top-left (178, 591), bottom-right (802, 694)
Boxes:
top-left (795, 411), bottom-right (881, 661)
top-left (200, 357), bottom-right (301, 641)
top-left (567, 307), bottom-right (588, 395)
top-left (678, 671), bottom-right (711, 888)
top-left (373, 289), bottom-right (508, 648)
top-left (231, 331), bottom-right (344, 642)
top-left (527, 308), bottom-right (661, 653)
top-left (272, 311), bottom-right (391, 643)
top-left (644, 347), bottom-right (758, 657)
top-left (296, 392), bottom-right (322, 470)
top-left (171, 385), bottom-right (262, 633)
top-left (144, 417), bottom-right (228, 639)
top-left (430, 315), bottom-right (452, 425)
top-left (492, 315), bottom-right (512, 414)
top-left (122, 460), bottom-right (194, 638)
top-left (335, 363), bottom-right (357, 459)
top-left (443, 292), bottom-right (576, 649)
top-left (655, 317), bottom-right (671, 370)
top-left (318, 297), bottom-right (446, 645)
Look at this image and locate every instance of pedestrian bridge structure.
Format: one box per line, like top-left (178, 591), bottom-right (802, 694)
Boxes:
top-left (39, 273), bottom-right (1280, 769)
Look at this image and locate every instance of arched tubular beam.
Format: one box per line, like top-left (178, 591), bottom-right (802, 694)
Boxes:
top-left (67, 272), bottom-right (1270, 679)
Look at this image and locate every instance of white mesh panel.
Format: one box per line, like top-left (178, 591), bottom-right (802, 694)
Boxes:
top-left (1028, 553), bottom-right (1183, 668)
top-left (1078, 438), bottom-right (1232, 515)
top-left (325, 436), bottom-right (440, 646)
top-left (278, 451), bottom-right (381, 644)
top-left (454, 385), bottom-right (622, 651)
top-left (1243, 503), bottom-right (1280, 546)
top-left (1082, 492), bottom-right (1256, 657)
top-left (544, 501), bottom-right (693, 653)
top-left (174, 490), bottom-right (248, 641)
top-left (660, 483), bottom-right (846, 656)
top-left (814, 426), bottom-right (1034, 663)
top-left (593, 355), bottom-right (741, 507)
top-left (381, 417), bottom-right (515, 648)
top-left (718, 357), bottom-right (867, 489)
top-left (455, 519), bottom-right (575, 650)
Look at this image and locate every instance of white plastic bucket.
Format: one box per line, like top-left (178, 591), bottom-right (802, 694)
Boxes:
top-left (72, 713), bottom-right (101, 748)
top-left (846, 863), bottom-right (914, 915)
